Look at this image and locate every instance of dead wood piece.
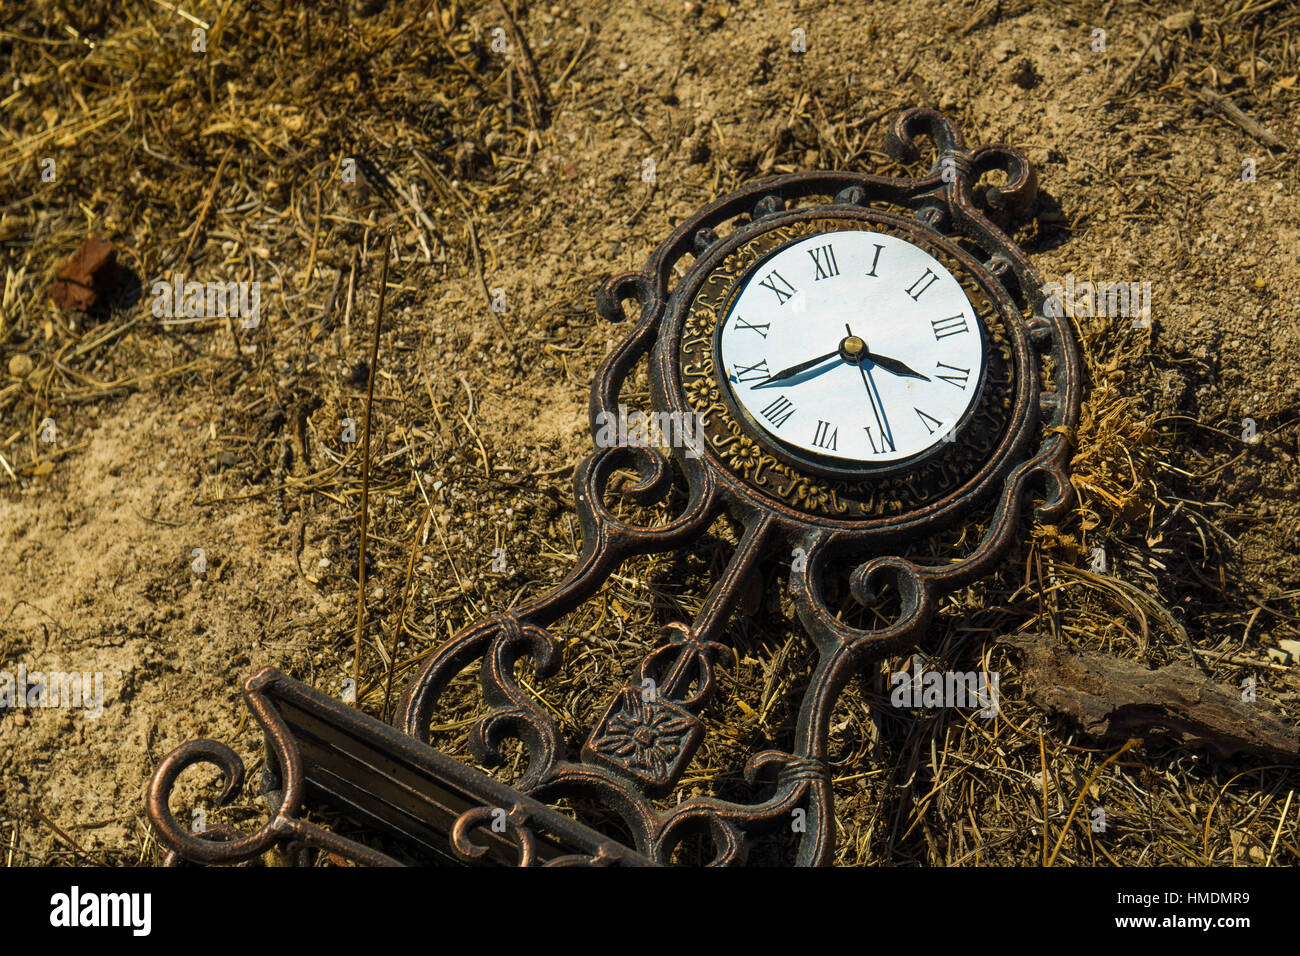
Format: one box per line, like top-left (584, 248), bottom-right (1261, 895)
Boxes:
top-left (998, 634), bottom-right (1299, 761)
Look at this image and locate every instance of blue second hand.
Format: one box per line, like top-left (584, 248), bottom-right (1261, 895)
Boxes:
top-left (863, 363), bottom-right (895, 448)
top-left (845, 321), bottom-right (895, 451)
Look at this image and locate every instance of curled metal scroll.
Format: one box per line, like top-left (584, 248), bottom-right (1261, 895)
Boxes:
top-left (147, 671), bottom-right (402, 867)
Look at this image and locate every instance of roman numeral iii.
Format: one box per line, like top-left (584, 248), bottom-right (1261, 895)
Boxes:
top-left (758, 270), bottom-right (797, 305)
top-left (759, 395), bottom-right (796, 428)
top-left (930, 314), bottom-right (969, 339)
top-left (808, 244), bottom-right (839, 280)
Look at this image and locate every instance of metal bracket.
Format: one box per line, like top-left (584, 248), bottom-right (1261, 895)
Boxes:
top-left (147, 668), bottom-right (652, 866)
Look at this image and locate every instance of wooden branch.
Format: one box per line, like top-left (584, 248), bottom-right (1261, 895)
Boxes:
top-left (998, 634), bottom-right (1299, 761)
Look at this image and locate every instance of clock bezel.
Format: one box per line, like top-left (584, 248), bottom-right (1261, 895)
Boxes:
top-left (711, 225), bottom-right (991, 480)
top-left (659, 203), bottom-right (1033, 530)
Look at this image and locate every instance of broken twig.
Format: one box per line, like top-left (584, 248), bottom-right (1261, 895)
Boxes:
top-left (1196, 85), bottom-right (1286, 150)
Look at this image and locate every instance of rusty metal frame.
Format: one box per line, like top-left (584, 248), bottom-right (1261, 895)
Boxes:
top-left (147, 109), bottom-right (1080, 866)
top-left (147, 667), bottom-right (652, 866)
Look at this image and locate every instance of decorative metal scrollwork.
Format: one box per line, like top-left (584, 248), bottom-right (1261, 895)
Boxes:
top-left (148, 109), bottom-right (1079, 867)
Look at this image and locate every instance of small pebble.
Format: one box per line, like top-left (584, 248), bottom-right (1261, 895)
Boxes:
top-left (8, 353), bottom-right (33, 378)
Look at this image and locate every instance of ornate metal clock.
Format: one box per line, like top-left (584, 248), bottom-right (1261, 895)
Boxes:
top-left (148, 109), bottom-right (1080, 867)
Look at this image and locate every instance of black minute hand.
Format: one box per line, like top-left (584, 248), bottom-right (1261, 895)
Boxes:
top-left (750, 349), bottom-right (840, 388)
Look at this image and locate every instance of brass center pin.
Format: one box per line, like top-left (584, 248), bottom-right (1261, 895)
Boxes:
top-left (840, 335), bottom-right (866, 362)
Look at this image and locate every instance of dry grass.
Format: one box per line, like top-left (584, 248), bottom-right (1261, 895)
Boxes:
top-left (2, 0), bottom-right (1298, 866)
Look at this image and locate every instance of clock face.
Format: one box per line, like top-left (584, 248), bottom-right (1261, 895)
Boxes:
top-left (717, 229), bottom-right (986, 468)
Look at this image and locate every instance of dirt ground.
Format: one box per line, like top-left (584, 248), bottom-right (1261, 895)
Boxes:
top-left (2, 0), bottom-right (1299, 866)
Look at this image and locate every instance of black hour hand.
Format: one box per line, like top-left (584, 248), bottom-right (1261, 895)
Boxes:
top-left (865, 352), bottom-right (930, 381)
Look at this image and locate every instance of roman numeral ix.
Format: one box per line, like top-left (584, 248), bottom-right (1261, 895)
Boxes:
top-left (732, 359), bottom-right (769, 383)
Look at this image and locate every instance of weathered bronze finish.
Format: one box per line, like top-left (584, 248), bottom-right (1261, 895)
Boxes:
top-left (147, 109), bottom-right (1080, 866)
top-left (146, 667), bottom-right (652, 866)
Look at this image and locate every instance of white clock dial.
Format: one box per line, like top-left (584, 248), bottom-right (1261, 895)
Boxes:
top-left (718, 229), bottom-right (985, 466)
